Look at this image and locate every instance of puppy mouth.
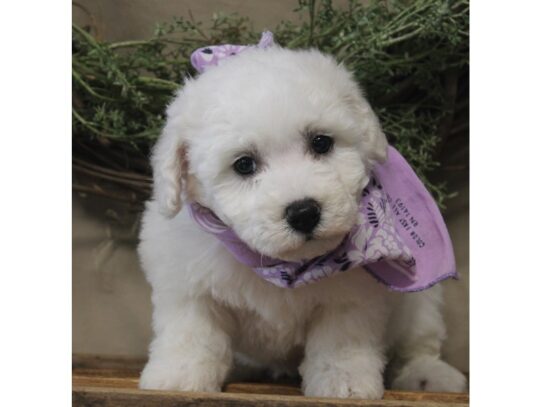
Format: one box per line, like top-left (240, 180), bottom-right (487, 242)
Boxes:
top-left (305, 223), bottom-right (351, 243)
top-left (303, 231), bottom-right (340, 243)
top-left (275, 230), bottom-right (348, 261)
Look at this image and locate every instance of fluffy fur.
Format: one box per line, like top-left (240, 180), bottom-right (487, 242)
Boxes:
top-left (138, 46), bottom-right (466, 399)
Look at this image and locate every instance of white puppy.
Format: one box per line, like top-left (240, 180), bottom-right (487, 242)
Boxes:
top-left (138, 46), bottom-right (466, 399)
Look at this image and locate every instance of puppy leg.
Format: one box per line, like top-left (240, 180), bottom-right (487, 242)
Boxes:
top-left (389, 286), bottom-right (467, 393)
top-left (139, 295), bottom-right (233, 392)
top-left (300, 302), bottom-right (387, 399)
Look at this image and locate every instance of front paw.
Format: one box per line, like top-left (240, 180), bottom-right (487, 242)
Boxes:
top-left (139, 357), bottom-right (228, 392)
top-left (300, 355), bottom-right (384, 399)
top-left (391, 355), bottom-right (467, 393)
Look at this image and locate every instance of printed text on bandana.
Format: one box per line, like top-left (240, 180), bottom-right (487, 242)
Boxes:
top-left (391, 196), bottom-right (426, 248)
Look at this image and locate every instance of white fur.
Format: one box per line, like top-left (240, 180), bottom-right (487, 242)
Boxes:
top-left (138, 46), bottom-right (466, 399)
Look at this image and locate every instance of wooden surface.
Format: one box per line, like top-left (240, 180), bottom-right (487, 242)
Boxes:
top-left (72, 354), bottom-right (469, 407)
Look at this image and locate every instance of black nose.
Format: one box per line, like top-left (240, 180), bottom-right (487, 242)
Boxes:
top-left (285, 198), bottom-right (321, 234)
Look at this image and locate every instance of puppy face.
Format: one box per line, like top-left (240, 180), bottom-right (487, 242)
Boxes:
top-left (152, 47), bottom-right (387, 261)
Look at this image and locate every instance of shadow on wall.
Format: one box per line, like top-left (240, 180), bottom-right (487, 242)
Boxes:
top-left (73, 193), bottom-right (151, 357)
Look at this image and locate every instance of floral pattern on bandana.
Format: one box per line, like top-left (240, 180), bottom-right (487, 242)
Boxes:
top-left (347, 181), bottom-right (416, 280)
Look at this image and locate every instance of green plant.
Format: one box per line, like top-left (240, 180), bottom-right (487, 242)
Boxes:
top-left (72, 0), bottom-right (469, 209)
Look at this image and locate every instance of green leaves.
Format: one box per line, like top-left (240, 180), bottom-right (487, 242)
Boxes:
top-left (72, 0), bottom-right (468, 207)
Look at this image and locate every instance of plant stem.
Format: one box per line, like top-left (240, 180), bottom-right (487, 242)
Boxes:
top-left (381, 26), bottom-right (424, 47)
top-left (72, 69), bottom-right (116, 101)
top-left (137, 76), bottom-right (179, 91)
top-left (308, 0), bottom-right (316, 46)
top-left (109, 40), bottom-right (152, 49)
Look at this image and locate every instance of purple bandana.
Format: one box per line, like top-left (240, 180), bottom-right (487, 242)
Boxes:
top-left (187, 34), bottom-right (457, 292)
top-left (191, 31), bottom-right (275, 73)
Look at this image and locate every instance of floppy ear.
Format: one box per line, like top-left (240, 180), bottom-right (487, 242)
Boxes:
top-left (362, 104), bottom-right (388, 164)
top-left (150, 124), bottom-right (188, 218)
top-left (345, 86), bottom-right (389, 164)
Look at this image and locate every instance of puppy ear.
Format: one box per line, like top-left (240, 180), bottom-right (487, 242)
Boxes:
top-left (150, 125), bottom-right (188, 218)
top-left (362, 105), bottom-right (388, 164)
top-left (345, 88), bottom-right (389, 164)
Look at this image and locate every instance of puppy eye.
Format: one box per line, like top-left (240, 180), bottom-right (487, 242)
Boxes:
top-left (233, 156), bottom-right (257, 176)
top-left (310, 134), bottom-right (334, 155)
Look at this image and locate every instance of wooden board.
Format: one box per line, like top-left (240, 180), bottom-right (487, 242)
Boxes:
top-left (72, 354), bottom-right (469, 407)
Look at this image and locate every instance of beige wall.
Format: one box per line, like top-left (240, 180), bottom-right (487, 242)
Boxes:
top-left (73, 0), bottom-right (350, 42)
top-left (72, 0), bottom-right (469, 371)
